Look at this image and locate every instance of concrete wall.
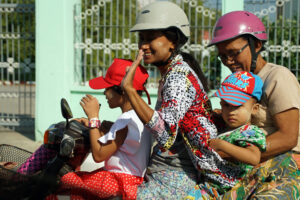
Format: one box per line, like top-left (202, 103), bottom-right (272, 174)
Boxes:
top-left (35, 0), bottom-right (80, 141)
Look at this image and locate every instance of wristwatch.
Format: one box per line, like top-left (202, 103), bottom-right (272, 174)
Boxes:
top-left (88, 118), bottom-right (101, 128)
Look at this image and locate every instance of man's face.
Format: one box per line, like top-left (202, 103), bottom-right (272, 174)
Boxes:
top-left (216, 37), bottom-right (252, 73)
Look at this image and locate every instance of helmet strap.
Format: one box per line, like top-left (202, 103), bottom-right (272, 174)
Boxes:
top-left (248, 37), bottom-right (259, 73)
top-left (153, 28), bottom-right (182, 67)
top-left (153, 50), bottom-right (177, 67)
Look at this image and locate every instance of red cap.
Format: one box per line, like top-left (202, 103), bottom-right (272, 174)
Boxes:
top-left (89, 58), bottom-right (151, 104)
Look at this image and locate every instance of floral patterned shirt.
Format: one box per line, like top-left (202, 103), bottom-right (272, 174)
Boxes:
top-left (145, 54), bottom-right (265, 190)
top-left (215, 124), bottom-right (266, 191)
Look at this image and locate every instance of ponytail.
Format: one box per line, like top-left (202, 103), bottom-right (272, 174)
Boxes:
top-left (180, 52), bottom-right (209, 93)
top-left (162, 28), bottom-right (210, 93)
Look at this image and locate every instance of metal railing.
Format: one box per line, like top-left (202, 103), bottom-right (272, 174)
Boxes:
top-left (0, 0), bottom-right (35, 133)
top-left (245, 0), bottom-right (300, 81)
top-left (74, 0), bottom-right (222, 90)
top-left (74, 0), bottom-right (300, 89)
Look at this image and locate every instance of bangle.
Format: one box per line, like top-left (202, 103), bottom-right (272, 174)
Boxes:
top-left (89, 118), bottom-right (101, 128)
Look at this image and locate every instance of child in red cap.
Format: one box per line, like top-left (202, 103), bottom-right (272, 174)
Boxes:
top-left (185, 71), bottom-right (266, 199)
top-left (53, 58), bottom-right (152, 200)
top-left (19, 59), bottom-right (152, 200)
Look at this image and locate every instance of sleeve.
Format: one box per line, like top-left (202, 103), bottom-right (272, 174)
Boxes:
top-left (98, 115), bottom-right (131, 144)
top-left (99, 112), bottom-right (144, 155)
top-left (119, 114), bottom-right (144, 155)
top-left (264, 66), bottom-right (300, 116)
top-left (146, 70), bottom-right (195, 150)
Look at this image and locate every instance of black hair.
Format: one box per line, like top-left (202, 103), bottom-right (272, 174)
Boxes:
top-left (241, 35), bottom-right (266, 52)
top-left (162, 27), bottom-right (188, 50)
top-left (110, 85), bottom-right (143, 96)
top-left (162, 28), bottom-right (210, 93)
top-left (181, 52), bottom-right (209, 93)
top-left (111, 85), bottom-right (123, 95)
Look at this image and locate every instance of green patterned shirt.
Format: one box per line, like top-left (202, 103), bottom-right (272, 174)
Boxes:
top-left (217, 124), bottom-right (266, 178)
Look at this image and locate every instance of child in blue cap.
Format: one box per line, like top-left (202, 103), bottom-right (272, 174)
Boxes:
top-left (185, 71), bottom-right (266, 199)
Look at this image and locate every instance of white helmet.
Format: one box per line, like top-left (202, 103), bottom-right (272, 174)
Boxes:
top-left (130, 1), bottom-right (190, 45)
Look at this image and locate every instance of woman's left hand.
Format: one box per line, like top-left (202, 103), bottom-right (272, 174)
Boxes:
top-left (80, 94), bottom-right (100, 119)
top-left (121, 49), bottom-right (144, 92)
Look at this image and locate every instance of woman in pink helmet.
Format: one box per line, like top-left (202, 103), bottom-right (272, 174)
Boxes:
top-left (208, 11), bottom-right (300, 199)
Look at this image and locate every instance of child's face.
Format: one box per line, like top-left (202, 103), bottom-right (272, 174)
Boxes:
top-left (221, 98), bottom-right (259, 129)
top-left (104, 87), bottom-right (123, 109)
top-left (138, 30), bottom-right (175, 65)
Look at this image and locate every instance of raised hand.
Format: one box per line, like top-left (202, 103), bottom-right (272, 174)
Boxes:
top-left (121, 49), bottom-right (144, 92)
top-left (80, 94), bottom-right (100, 119)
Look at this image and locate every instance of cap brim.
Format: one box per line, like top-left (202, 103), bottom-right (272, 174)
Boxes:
top-left (213, 86), bottom-right (251, 106)
top-left (89, 76), bottom-right (113, 89)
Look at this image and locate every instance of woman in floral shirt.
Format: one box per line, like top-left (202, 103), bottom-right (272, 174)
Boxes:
top-left (121, 1), bottom-right (241, 199)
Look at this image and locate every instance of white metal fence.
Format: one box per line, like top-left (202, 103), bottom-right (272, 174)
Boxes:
top-left (245, 0), bottom-right (300, 80)
top-left (74, 0), bottom-right (300, 90)
top-left (1, 0), bottom-right (299, 134)
top-left (74, 0), bottom-right (222, 90)
top-left (0, 0), bottom-right (35, 133)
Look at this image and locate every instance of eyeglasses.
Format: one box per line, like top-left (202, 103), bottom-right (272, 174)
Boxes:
top-left (218, 43), bottom-right (249, 62)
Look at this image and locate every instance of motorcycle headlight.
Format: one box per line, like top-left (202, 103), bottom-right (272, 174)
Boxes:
top-left (60, 135), bottom-right (75, 157)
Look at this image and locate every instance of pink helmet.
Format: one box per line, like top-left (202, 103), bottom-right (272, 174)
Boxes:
top-left (208, 11), bottom-right (267, 47)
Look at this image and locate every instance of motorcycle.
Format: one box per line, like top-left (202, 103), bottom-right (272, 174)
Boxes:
top-left (42, 98), bottom-right (90, 176)
top-left (0, 98), bottom-right (91, 199)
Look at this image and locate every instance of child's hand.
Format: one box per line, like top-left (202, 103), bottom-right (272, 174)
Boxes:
top-left (73, 118), bottom-right (89, 127)
top-left (121, 49), bottom-right (144, 92)
top-left (208, 138), bottom-right (224, 151)
top-left (0, 162), bottom-right (18, 169)
top-left (80, 94), bottom-right (100, 119)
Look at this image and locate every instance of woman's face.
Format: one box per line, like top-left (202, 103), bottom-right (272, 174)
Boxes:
top-left (138, 30), bottom-right (175, 65)
top-left (216, 37), bottom-right (252, 73)
top-left (104, 87), bottom-right (123, 108)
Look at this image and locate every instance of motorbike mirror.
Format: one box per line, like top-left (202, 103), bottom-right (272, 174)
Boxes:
top-left (61, 98), bottom-right (73, 120)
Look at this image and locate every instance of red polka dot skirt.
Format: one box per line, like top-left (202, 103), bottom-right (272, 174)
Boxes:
top-left (47, 168), bottom-right (143, 200)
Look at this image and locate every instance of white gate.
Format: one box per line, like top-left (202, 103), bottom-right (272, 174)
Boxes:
top-left (74, 0), bottom-right (222, 90)
top-left (74, 0), bottom-right (300, 88)
top-left (245, 0), bottom-right (300, 81)
top-left (0, 0), bottom-right (35, 134)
